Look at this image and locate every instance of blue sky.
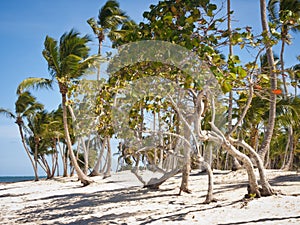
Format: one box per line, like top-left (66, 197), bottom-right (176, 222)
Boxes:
top-left (0, 0), bottom-right (299, 176)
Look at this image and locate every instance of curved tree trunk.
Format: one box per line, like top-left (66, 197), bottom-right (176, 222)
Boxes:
top-left (231, 138), bottom-right (274, 196)
top-left (60, 85), bottom-right (93, 186)
top-left (196, 160), bottom-right (215, 204)
top-left (17, 123), bottom-right (39, 181)
top-left (258, 0), bottom-right (277, 164)
top-left (210, 121), bottom-right (261, 197)
top-left (222, 140), bottom-right (261, 197)
top-left (227, 0), bottom-right (242, 171)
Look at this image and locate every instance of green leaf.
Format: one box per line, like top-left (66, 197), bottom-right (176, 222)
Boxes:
top-left (221, 80), bottom-right (232, 93)
top-left (163, 15), bottom-right (173, 22)
top-left (237, 66), bottom-right (247, 78)
top-left (185, 16), bottom-right (195, 24)
top-left (229, 72), bottom-right (236, 80)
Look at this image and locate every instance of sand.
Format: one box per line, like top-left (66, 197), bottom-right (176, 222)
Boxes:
top-left (0, 169), bottom-right (299, 225)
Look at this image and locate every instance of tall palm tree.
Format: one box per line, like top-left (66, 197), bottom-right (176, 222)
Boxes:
top-left (226, 0), bottom-right (242, 171)
top-left (258, 0), bottom-right (278, 164)
top-left (87, 0), bottom-right (127, 80)
top-left (0, 91), bottom-right (43, 181)
top-left (18, 29), bottom-right (98, 185)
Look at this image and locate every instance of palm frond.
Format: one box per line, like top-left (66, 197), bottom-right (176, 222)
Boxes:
top-left (59, 29), bottom-right (90, 60)
top-left (276, 96), bottom-right (300, 126)
top-left (268, 0), bottom-right (280, 22)
top-left (43, 36), bottom-right (60, 78)
top-left (15, 91), bottom-right (44, 115)
top-left (17, 77), bottom-right (53, 95)
top-left (79, 54), bottom-right (105, 77)
top-left (21, 123), bottom-right (33, 135)
top-left (87, 18), bottom-right (101, 36)
top-left (98, 0), bottom-right (127, 30)
top-left (0, 108), bottom-right (15, 119)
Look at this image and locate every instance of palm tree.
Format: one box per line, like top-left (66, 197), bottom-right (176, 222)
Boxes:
top-left (258, 0), bottom-right (278, 164)
top-left (267, 0), bottom-right (300, 170)
top-left (276, 96), bottom-right (300, 170)
top-left (27, 110), bottom-right (48, 178)
top-left (26, 110), bottom-right (60, 179)
top-left (18, 29), bottom-right (98, 185)
top-left (0, 91), bottom-right (43, 181)
top-left (289, 61), bottom-right (300, 96)
top-left (268, 0), bottom-right (300, 96)
top-left (226, 0), bottom-right (242, 171)
top-left (87, 0), bottom-right (127, 80)
top-left (268, 0), bottom-right (300, 30)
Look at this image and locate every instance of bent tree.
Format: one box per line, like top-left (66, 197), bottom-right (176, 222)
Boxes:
top-left (0, 91), bottom-right (43, 181)
top-left (257, 0), bottom-right (278, 164)
top-left (106, 0), bottom-right (278, 199)
top-left (18, 30), bottom-right (98, 186)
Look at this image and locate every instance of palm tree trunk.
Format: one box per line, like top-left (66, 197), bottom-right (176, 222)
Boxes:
top-left (51, 148), bottom-right (58, 178)
top-left (280, 31), bottom-right (288, 96)
top-left (60, 88), bottom-right (93, 185)
top-left (258, 0), bottom-right (277, 164)
top-left (40, 155), bottom-right (52, 179)
top-left (227, 0), bottom-right (242, 171)
top-left (282, 127), bottom-right (294, 170)
top-left (227, 0), bottom-right (233, 135)
top-left (34, 140), bottom-right (39, 181)
top-left (279, 26), bottom-right (295, 171)
top-left (17, 124), bottom-right (39, 181)
top-left (58, 139), bottom-right (68, 177)
top-left (90, 137), bottom-right (107, 176)
top-left (96, 37), bottom-right (103, 80)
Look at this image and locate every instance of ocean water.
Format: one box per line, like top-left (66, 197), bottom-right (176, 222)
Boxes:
top-left (0, 176), bottom-right (38, 183)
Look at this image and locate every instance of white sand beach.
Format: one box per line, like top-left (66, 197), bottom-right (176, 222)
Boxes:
top-left (0, 169), bottom-right (299, 225)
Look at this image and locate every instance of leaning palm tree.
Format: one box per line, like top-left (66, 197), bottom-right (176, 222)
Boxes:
top-left (258, 0), bottom-right (278, 164)
top-left (87, 0), bottom-right (127, 80)
top-left (18, 29), bottom-right (98, 185)
top-left (0, 91), bottom-right (43, 181)
top-left (27, 110), bottom-right (60, 179)
top-left (47, 107), bottom-right (67, 177)
top-left (26, 110), bottom-right (49, 179)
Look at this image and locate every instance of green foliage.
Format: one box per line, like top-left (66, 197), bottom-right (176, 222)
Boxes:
top-left (8, 0), bottom-right (300, 174)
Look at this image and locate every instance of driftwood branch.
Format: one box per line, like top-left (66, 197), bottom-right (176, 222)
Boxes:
top-left (144, 169), bottom-right (181, 189)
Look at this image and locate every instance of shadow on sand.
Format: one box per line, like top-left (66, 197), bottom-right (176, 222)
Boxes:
top-left (14, 171), bottom-right (300, 224)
